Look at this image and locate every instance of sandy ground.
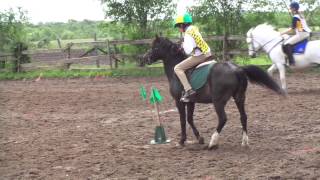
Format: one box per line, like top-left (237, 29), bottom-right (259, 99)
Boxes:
top-left (0, 73), bottom-right (320, 179)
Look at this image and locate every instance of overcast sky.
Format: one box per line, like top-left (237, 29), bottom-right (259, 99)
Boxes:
top-left (0, 0), bottom-right (200, 24)
top-left (0, 0), bottom-right (105, 24)
top-left (176, 0), bottom-right (194, 15)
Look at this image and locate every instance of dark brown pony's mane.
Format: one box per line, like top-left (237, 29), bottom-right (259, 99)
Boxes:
top-left (153, 36), bottom-right (186, 58)
top-left (152, 36), bottom-right (174, 47)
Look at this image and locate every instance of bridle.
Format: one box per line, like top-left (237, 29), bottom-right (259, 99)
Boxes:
top-left (248, 30), bottom-right (284, 55)
top-left (248, 32), bottom-right (260, 54)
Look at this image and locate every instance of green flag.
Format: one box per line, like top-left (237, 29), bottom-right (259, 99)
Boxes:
top-left (140, 85), bottom-right (147, 100)
top-left (150, 87), bottom-right (163, 104)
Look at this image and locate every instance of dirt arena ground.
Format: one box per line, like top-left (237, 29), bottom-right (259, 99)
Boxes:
top-left (1, 72), bottom-right (320, 179)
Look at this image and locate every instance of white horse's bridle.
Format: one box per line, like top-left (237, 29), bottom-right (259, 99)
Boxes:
top-left (248, 32), bottom-right (260, 54)
top-left (248, 30), bottom-right (284, 55)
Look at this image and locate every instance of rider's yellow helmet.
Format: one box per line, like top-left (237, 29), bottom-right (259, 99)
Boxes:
top-left (174, 13), bottom-right (192, 27)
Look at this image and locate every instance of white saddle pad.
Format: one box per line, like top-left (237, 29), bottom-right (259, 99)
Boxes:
top-left (196, 60), bottom-right (217, 69)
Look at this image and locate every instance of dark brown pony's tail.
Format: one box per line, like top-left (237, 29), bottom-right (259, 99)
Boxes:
top-left (242, 65), bottom-right (285, 96)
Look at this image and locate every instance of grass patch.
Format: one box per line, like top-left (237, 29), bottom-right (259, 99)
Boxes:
top-left (0, 60), bottom-right (165, 80)
top-left (0, 56), bottom-right (270, 80)
top-left (234, 55), bottom-right (272, 66)
top-left (0, 66), bottom-right (164, 80)
top-left (2, 55), bottom-right (319, 80)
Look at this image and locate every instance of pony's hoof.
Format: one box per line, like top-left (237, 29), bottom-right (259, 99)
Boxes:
top-left (179, 141), bottom-right (185, 147)
top-left (208, 145), bottom-right (219, 150)
top-left (198, 137), bottom-right (205, 144)
top-left (241, 145), bottom-right (250, 151)
top-left (281, 89), bottom-right (288, 97)
top-left (241, 144), bottom-right (249, 149)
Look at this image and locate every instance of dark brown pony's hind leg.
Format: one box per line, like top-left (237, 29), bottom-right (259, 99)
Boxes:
top-left (208, 96), bottom-right (229, 149)
top-left (187, 102), bottom-right (204, 144)
top-left (233, 68), bottom-right (249, 147)
top-left (176, 100), bottom-right (187, 146)
top-left (233, 90), bottom-right (249, 147)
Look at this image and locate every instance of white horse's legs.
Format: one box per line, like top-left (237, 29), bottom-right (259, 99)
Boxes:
top-left (276, 63), bottom-right (287, 92)
top-left (241, 131), bottom-right (249, 147)
top-left (208, 131), bottom-right (219, 148)
top-left (267, 64), bottom-right (277, 77)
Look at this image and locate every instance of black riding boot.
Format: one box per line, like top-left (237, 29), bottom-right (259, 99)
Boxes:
top-left (180, 89), bottom-right (196, 102)
top-left (283, 44), bottom-right (295, 66)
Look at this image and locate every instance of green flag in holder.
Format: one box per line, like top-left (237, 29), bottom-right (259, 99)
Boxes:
top-left (150, 87), bottom-right (163, 104)
top-left (140, 85), bottom-right (147, 100)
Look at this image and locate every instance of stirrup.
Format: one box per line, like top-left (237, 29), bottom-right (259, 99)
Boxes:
top-left (285, 57), bottom-right (295, 66)
top-left (180, 96), bottom-right (190, 102)
top-left (288, 59), bottom-right (295, 66)
top-left (180, 89), bottom-right (196, 102)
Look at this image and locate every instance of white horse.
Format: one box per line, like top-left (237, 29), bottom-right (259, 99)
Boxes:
top-left (246, 23), bottom-right (320, 92)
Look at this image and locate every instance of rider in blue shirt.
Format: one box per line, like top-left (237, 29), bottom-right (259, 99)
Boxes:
top-left (281, 1), bottom-right (311, 66)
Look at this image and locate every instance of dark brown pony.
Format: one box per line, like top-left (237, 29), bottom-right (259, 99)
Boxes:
top-left (143, 36), bottom-right (284, 149)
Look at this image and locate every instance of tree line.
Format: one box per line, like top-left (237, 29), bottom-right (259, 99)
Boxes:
top-left (1, 1), bottom-right (319, 62)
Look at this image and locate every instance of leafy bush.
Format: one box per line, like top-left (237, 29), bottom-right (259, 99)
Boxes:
top-left (0, 8), bottom-right (30, 72)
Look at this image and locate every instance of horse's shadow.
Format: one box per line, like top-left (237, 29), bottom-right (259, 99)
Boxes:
top-left (180, 142), bottom-right (252, 155)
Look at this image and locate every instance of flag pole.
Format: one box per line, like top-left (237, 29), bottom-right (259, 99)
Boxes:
top-left (148, 86), bottom-right (170, 144)
top-left (150, 86), bottom-right (161, 126)
top-left (154, 99), bottom-right (161, 126)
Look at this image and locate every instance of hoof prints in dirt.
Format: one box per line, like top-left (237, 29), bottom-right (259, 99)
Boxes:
top-left (1, 74), bottom-right (320, 179)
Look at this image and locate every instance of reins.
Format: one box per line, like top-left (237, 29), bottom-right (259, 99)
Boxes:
top-left (249, 30), bottom-right (284, 55)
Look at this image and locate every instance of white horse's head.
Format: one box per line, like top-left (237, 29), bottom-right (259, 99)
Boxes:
top-left (246, 28), bottom-right (258, 58)
top-left (246, 23), bottom-right (280, 58)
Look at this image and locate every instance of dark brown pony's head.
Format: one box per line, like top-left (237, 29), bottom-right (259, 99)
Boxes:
top-left (143, 35), bottom-right (184, 65)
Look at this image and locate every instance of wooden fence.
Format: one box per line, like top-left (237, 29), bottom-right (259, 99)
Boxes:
top-left (1, 32), bottom-right (320, 72)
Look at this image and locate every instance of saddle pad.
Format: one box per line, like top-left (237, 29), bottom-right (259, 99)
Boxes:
top-left (190, 62), bottom-right (216, 90)
top-left (293, 39), bottom-right (308, 54)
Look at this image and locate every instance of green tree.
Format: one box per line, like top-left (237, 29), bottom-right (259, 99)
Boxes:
top-left (0, 8), bottom-right (30, 71)
top-left (193, 0), bottom-right (249, 59)
top-left (0, 8), bottom-right (28, 52)
top-left (100, 0), bottom-right (175, 38)
top-left (299, 0), bottom-right (320, 28)
top-left (25, 20), bottom-right (102, 42)
top-left (193, 0), bottom-right (274, 35)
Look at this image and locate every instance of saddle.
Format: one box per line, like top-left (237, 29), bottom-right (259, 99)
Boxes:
top-left (186, 56), bottom-right (217, 90)
top-left (282, 38), bottom-right (308, 66)
top-left (293, 39), bottom-right (308, 54)
top-left (282, 37), bottom-right (309, 55)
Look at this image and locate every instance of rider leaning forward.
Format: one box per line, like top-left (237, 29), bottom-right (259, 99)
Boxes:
top-left (281, 1), bottom-right (312, 66)
top-left (174, 13), bottom-right (212, 102)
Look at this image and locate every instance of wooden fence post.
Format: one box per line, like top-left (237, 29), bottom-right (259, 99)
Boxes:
top-left (113, 44), bottom-right (118, 68)
top-left (223, 33), bottom-right (229, 61)
top-left (94, 33), bottom-right (100, 68)
top-left (0, 56), bottom-right (5, 69)
top-left (68, 46), bottom-right (71, 59)
top-left (57, 38), bottom-right (62, 49)
top-left (66, 43), bottom-right (72, 59)
top-left (106, 39), bottom-right (112, 68)
top-left (94, 32), bottom-right (97, 41)
top-left (16, 44), bottom-right (21, 72)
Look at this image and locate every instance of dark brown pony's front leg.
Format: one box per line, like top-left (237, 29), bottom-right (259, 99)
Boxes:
top-left (187, 102), bottom-right (204, 144)
top-left (176, 100), bottom-right (186, 146)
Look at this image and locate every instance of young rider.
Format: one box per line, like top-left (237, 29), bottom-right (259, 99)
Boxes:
top-left (281, 1), bottom-right (311, 66)
top-left (174, 13), bottom-right (212, 102)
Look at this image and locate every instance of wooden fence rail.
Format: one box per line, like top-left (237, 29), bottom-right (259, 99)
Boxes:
top-left (1, 32), bottom-right (319, 72)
